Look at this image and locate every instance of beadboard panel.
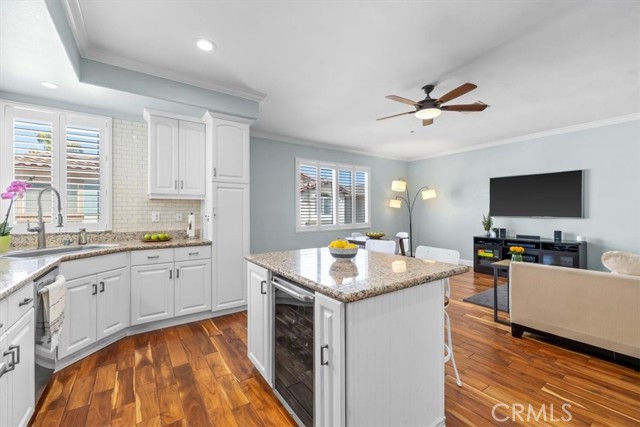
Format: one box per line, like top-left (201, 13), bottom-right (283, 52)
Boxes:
top-left (345, 279), bottom-right (445, 427)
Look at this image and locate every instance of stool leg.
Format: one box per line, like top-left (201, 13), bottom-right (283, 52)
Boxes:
top-left (445, 309), bottom-right (462, 387)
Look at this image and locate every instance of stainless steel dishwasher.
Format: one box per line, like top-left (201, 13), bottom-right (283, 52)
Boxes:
top-left (272, 275), bottom-right (315, 427)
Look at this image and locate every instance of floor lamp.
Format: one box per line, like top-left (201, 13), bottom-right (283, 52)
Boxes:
top-left (389, 178), bottom-right (437, 256)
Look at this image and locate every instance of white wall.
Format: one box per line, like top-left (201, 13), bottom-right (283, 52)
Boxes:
top-left (408, 119), bottom-right (640, 270)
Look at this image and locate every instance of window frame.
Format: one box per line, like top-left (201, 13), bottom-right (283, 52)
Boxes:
top-left (295, 158), bottom-right (371, 233)
top-left (1, 100), bottom-right (112, 233)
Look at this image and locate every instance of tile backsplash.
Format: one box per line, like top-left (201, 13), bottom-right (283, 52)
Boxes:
top-left (111, 119), bottom-right (201, 232)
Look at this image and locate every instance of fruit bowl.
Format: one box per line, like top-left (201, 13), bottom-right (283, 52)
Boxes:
top-left (142, 233), bottom-right (172, 242)
top-left (366, 231), bottom-right (386, 239)
top-left (328, 246), bottom-right (358, 260)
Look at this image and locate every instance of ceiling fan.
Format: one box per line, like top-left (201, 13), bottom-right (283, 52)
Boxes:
top-left (377, 83), bottom-right (488, 126)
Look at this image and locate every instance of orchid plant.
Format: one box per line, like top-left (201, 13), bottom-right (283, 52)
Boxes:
top-left (1, 179), bottom-right (32, 236)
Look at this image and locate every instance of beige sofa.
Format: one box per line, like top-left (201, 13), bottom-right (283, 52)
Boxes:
top-left (509, 262), bottom-right (640, 365)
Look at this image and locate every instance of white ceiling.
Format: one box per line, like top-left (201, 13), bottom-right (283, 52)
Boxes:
top-left (1, 1), bottom-right (639, 160)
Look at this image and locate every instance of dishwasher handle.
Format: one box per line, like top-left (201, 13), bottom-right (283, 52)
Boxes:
top-left (272, 277), bottom-right (314, 303)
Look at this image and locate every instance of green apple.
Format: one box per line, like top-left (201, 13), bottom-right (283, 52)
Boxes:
top-left (144, 233), bottom-right (151, 240)
top-left (151, 234), bottom-right (159, 240)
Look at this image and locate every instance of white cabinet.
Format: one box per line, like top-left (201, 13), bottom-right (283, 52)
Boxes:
top-left (315, 293), bottom-right (345, 427)
top-left (58, 254), bottom-right (130, 359)
top-left (131, 246), bottom-right (212, 325)
top-left (247, 263), bottom-right (272, 384)
top-left (210, 183), bottom-right (250, 311)
top-left (1, 285), bottom-right (35, 427)
top-left (175, 258), bottom-right (212, 316)
top-left (131, 262), bottom-right (174, 325)
top-left (203, 112), bottom-right (250, 184)
top-left (146, 110), bottom-right (206, 199)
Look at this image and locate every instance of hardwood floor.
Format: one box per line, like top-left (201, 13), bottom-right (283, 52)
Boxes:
top-left (32, 271), bottom-right (640, 426)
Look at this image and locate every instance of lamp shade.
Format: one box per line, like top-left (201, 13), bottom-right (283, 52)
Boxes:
top-left (415, 108), bottom-right (442, 120)
top-left (389, 199), bottom-right (402, 208)
top-left (391, 179), bottom-right (406, 192)
top-left (421, 188), bottom-right (437, 200)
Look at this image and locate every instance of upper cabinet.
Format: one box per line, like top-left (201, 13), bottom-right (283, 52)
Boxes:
top-left (203, 112), bottom-right (250, 184)
top-left (145, 110), bottom-right (206, 199)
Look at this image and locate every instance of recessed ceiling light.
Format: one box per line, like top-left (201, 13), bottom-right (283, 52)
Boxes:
top-left (40, 81), bottom-right (58, 89)
top-left (196, 39), bottom-right (216, 51)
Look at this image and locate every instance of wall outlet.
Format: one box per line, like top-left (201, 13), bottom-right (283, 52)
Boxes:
top-left (151, 211), bottom-right (160, 222)
top-left (176, 212), bottom-right (183, 222)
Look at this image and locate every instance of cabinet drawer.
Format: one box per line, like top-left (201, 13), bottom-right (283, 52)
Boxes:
top-left (0, 297), bottom-right (7, 335)
top-left (61, 253), bottom-right (129, 280)
top-left (174, 245), bottom-right (211, 262)
top-left (8, 282), bottom-right (34, 326)
top-left (131, 248), bottom-right (174, 266)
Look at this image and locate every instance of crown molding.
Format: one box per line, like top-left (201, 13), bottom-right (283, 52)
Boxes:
top-left (203, 110), bottom-right (255, 125)
top-left (250, 130), bottom-right (408, 162)
top-left (412, 113), bottom-right (640, 161)
top-left (62, 0), bottom-right (89, 56)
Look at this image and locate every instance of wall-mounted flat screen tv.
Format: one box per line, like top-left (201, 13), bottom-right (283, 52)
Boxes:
top-left (490, 170), bottom-right (583, 217)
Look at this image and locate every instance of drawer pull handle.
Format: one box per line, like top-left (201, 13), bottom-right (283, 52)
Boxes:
top-left (9, 345), bottom-right (19, 366)
top-left (176, 269), bottom-right (180, 279)
top-left (169, 269), bottom-right (172, 279)
top-left (181, 180), bottom-right (184, 189)
top-left (174, 180), bottom-right (178, 189)
top-left (18, 297), bottom-right (33, 307)
top-left (2, 347), bottom-right (16, 373)
top-left (92, 284), bottom-right (98, 295)
top-left (320, 344), bottom-right (329, 366)
top-left (188, 252), bottom-right (199, 256)
top-left (0, 323), bottom-right (3, 329)
top-left (260, 280), bottom-right (266, 295)
top-left (100, 281), bottom-right (105, 293)
top-left (147, 255), bottom-right (160, 259)
top-left (213, 167), bottom-right (217, 178)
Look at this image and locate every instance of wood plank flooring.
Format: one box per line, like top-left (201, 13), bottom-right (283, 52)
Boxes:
top-left (32, 271), bottom-right (640, 426)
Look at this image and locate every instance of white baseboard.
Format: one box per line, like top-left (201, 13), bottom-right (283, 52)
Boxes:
top-left (460, 258), bottom-right (473, 267)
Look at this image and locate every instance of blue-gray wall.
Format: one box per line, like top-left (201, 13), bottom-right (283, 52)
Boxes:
top-left (408, 120), bottom-right (640, 270)
top-left (250, 137), bottom-right (409, 253)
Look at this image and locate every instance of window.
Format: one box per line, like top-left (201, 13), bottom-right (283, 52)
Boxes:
top-left (296, 159), bottom-right (370, 232)
top-left (1, 102), bottom-right (112, 232)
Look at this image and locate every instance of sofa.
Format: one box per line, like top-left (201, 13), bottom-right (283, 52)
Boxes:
top-left (509, 260), bottom-right (640, 366)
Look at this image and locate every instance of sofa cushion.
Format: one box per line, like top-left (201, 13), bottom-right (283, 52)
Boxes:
top-left (602, 251), bottom-right (640, 276)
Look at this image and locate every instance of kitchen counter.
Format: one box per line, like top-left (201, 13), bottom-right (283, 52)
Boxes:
top-left (0, 238), bottom-right (211, 300)
top-left (246, 247), bottom-right (469, 303)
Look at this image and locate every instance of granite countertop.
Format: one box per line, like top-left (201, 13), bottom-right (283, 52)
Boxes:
top-left (246, 247), bottom-right (469, 303)
top-left (0, 238), bottom-right (211, 300)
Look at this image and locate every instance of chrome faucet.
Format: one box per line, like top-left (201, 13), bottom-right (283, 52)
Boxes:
top-left (27, 187), bottom-right (64, 249)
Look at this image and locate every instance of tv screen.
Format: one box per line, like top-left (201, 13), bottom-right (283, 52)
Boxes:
top-left (490, 170), bottom-right (583, 217)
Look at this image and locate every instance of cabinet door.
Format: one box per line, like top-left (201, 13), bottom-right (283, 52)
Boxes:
top-left (175, 258), bottom-right (212, 316)
top-left (58, 275), bottom-right (97, 359)
top-left (131, 263), bottom-right (174, 325)
top-left (96, 267), bottom-right (130, 341)
top-left (178, 120), bottom-right (206, 197)
top-left (7, 308), bottom-right (35, 427)
top-left (315, 294), bottom-right (345, 427)
top-left (0, 332), bottom-right (8, 427)
top-left (247, 263), bottom-right (272, 385)
top-left (212, 183), bottom-right (249, 311)
top-left (208, 117), bottom-right (249, 183)
top-left (149, 115), bottom-right (180, 196)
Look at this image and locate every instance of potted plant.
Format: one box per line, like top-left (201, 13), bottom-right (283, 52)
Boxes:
top-left (482, 213), bottom-right (493, 237)
top-left (1, 179), bottom-right (32, 253)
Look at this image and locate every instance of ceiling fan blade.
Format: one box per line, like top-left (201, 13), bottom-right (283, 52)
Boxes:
top-left (436, 83), bottom-right (477, 104)
top-left (441, 103), bottom-right (488, 112)
top-left (385, 95), bottom-right (418, 106)
top-left (422, 119), bottom-right (433, 127)
top-left (376, 111), bottom-right (414, 121)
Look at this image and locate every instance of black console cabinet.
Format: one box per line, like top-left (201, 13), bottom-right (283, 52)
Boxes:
top-left (473, 236), bottom-right (587, 275)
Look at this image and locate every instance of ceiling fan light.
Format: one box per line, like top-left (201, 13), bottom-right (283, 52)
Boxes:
top-left (391, 179), bottom-right (406, 192)
top-left (415, 108), bottom-right (442, 120)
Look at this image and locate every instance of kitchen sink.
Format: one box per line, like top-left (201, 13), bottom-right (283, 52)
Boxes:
top-left (2, 244), bottom-right (119, 259)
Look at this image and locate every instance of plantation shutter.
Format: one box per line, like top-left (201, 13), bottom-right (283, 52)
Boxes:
top-left (299, 164), bottom-right (318, 227)
top-left (65, 124), bottom-right (101, 223)
top-left (355, 170), bottom-right (368, 224)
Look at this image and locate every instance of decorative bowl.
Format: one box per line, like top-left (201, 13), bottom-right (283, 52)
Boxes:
top-left (328, 246), bottom-right (358, 260)
top-left (366, 231), bottom-right (386, 239)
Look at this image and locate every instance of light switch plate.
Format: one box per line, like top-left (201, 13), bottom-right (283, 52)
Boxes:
top-left (151, 211), bottom-right (160, 222)
top-left (176, 212), bottom-right (183, 222)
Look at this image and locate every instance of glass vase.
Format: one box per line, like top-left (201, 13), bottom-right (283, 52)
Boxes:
top-left (511, 254), bottom-right (523, 262)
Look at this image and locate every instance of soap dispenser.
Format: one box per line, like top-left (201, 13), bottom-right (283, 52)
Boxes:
top-left (187, 213), bottom-right (195, 239)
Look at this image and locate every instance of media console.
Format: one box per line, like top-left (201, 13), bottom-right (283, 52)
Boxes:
top-left (473, 236), bottom-right (587, 276)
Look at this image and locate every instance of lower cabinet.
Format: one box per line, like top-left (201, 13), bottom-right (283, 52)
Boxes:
top-left (247, 263), bottom-right (272, 384)
top-left (131, 262), bottom-right (174, 325)
top-left (314, 293), bottom-right (345, 427)
top-left (0, 307), bottom-right (35, 427)
top-left (175, 258), bottom-right (212, 316)
top-left (58, 254), bottom-right (130, 359)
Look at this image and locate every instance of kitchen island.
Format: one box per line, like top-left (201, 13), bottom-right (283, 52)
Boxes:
top-left (246, 247), bottom-right (468, 427)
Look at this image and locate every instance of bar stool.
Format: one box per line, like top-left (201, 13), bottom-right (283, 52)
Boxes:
top-left (415, 245), bottom-right (462, 387)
